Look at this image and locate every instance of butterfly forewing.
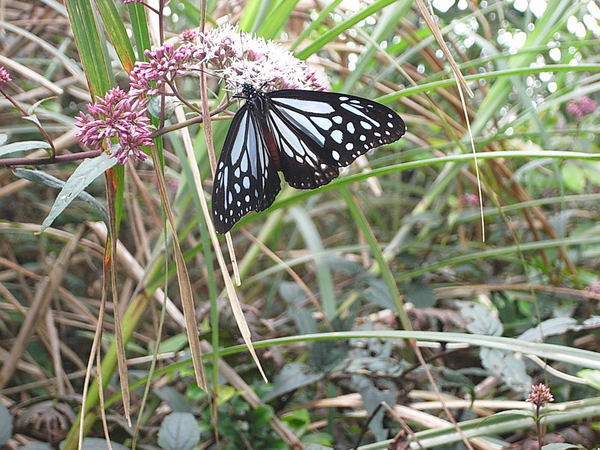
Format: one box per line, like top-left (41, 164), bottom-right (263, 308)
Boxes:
top-left (212, 105), bottom-right (281, 233)
top-left (267, 90), bottom-right (405, 168)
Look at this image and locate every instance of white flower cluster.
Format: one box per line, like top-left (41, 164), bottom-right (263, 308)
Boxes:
top-left (188, 24), bottom-right (328, 93)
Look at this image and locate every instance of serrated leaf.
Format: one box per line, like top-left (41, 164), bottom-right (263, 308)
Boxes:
top-left (480, 348), bottom-right (531, 393)
top-left (40, 153), bottom-right (116, 232)
top-left (351, 374), bottom-right (397, 441)
top-left (518, 317), bottom-right (578, 342)
top-left (0, 140), bottom-right (51, 157)
top-left (404, 280), bottom-right (435, 308)
top-left (262, 362), bottom-right (323, 402)
top-left (0, 402), bottom-right (12, 445)
top-left (13, 168), bottom-right (108, 225)
top-left (456, 301), bottom-right (503, 336)
top-left (158, 412), bottom-right (200, 450)
top-left (362, 277), bottom-right (395, 310)
top-left (561, 164), bottom-right (586, 193)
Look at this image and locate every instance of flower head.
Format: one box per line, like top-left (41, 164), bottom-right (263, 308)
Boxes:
top-left (127, 25), bottom-right (328, 99)
top-left (0, 67), bottom-right (12, 84)
top-left (566, 96), bottom-right (597, 121)
top-left (526, 383), bottom-right (554, 407)
top-left (180, 28), bottom-right (198, 42)
top-left (75, 87), bottom-right (152, 164)
top-left (196, 25), bottom-right (328, 93)
top-left (129, 43), bottom-right (195, 96)
top-left (587, 282), bottom-right (600, 295)
top-left (461, 193), bottom-right (479, 207)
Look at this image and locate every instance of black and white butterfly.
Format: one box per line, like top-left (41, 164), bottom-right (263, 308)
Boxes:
top-left (211, 84), bottom-right (406, 233)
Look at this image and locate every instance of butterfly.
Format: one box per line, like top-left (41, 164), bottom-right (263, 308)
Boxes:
top-left (211, 83), bottom-right (406, 233)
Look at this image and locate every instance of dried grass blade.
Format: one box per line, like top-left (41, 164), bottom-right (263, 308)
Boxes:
top-left (150, 148), bottom-right (207, 391)
top-left (174, 106), bottom-right (269, 383)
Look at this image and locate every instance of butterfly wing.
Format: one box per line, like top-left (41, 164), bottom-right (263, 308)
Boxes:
top-left (212, 105), bottom-right (281, 233)
top-left (265, 90), bottom-right (405, 188)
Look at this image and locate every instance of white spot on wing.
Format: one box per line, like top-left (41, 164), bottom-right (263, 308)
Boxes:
top-left (331, 129), bottom-right (343, 143)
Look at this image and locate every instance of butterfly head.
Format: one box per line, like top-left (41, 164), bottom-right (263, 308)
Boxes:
top-left (241, 83), bottom-right (259, 100)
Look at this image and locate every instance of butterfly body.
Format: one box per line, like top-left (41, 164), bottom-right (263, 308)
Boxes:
top-left (212, 84), bottom-right (405, 233)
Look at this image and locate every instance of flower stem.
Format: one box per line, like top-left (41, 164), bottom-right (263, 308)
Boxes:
top-left (0, 86), bottom-right (57, 158)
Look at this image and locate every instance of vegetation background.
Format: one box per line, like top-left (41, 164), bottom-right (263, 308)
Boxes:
top-left (0, 0), bottom-right (599, 448)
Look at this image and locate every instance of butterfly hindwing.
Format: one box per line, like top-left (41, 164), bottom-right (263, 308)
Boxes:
top-left (212, 105), bottom-right (281, 233)
top-left (267, 89), bottom-right (406, 168)
top-left (265, 105), bottom-right (339, 189)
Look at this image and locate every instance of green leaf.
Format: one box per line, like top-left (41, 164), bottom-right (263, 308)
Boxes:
top-left (216, 385), bottom-right (237, 406)
top-left (40, 153), bottom-right (116, 232)
top-left (158, 334), bottom-right (189, 353)
top-left (281, 409), bottom-right (310, 433)
top-left (0, 140), bottom-right (51, 157)
top-left (295, 0), bottom-right (399, 60)
top-left (257, 0), bottom-right (300, 39)
top-left (263, 362), bottom-right (324, 402)
top-left (404, 280), bottom-right (436, 309)
top-left (561, 164), bottom-right (587, 192)
top-left (155, 387), bottom-right (193, 413)
top-left (93, 0), bottom-right (136, 72)
top-left (252, 404), bottom-right (274, 427)
top-left (65, 0), bottom-right (112, 98)
top-left (578, 369), bottom-right (600, 391)
top-left (0, 402), bottom-right (12, 445)
top-left (13, 168), bottom-right (108, 225)
top-left (542, 444), bottom-right (582, 450)
top-left (480, 348), bottom-right (531, 393)
top-left (18, 445), bottom-right (53, 450)
top-left (80, 438), bottom-right (129, 449)
top-left (456, 301), bottom-right (503, 336)
top-left (518, 317), bottom-right (578, 342)
top-left (290, 207), bottom-right (336, 319)
top-left (583, 162), bottom-right (600, 185)
top-left (158, 412), bottom-right (201, 450)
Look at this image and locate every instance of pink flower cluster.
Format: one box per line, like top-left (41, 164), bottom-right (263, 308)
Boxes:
top-left (130, 43), bottom-right (196, 96)
top-left (461, 193), bottom-right (479, 207)
top-left (75, 26), bottom-right (329, 164)
top-left (526, 383), bottom-right (554, 407)
top-left (0, 67), bottom-right (11, 84)
top-left (75, 87), bottom-right (152, 164)
top-left (566, 96), bottom-right (597, 121)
